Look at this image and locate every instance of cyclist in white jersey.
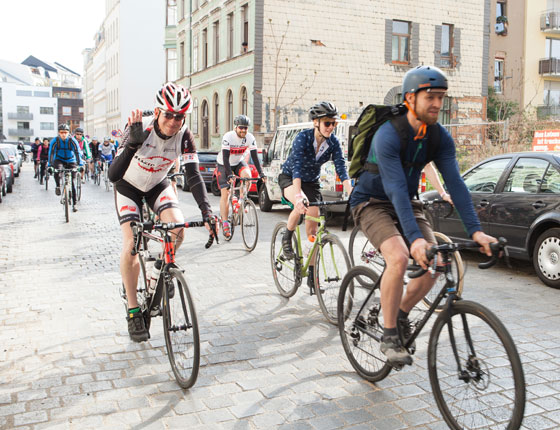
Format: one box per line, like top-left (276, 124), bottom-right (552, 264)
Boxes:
top-left (215, 115), bottom-right (264, 238)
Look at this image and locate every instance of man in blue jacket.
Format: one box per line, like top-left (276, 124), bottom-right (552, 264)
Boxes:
top-left (350, 66), bottom-right (497, 366)
top-left (48, 124), bottom-right (83, 210)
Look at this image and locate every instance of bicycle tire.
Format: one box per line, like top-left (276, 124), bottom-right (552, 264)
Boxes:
top-left (241, 199), bottom-right (259, 251)
top-left (421, 232), bottom-right (464, 311)
top-left (313, 234), bottom-right (351, 325)
top-left (428, 300), bottom-right (525, 430)
top-left (105, 170), bottom-right (110, 192)
top-left (45, 174), bottom-right (49, 191)
top-left (163, 268), bottom-right (200, 389)
top-left (64, 185), bottom-right (69, 223)
top-left (337, 266), bottom-right (391, 382)
top-left (348, 225), bottom-right (385, 288)
top-left (271, 222), bottom-right (301, 298)
top-left (76, 179), bottom-right (82, 202)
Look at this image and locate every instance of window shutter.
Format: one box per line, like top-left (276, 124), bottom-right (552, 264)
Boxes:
top-left (385, 19), bottom-right (393, 64)
top-left (453, 27), bottom-right (461, 68)
top-left (411, 23), bottom-right (420, 66)
top-left (434, 25), bottom-right (442, 67)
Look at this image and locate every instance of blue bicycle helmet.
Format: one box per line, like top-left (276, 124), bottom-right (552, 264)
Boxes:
top-left (402, 66), bottom-right (448, 100)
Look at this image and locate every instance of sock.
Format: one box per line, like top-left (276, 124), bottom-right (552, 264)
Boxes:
top-left (284, 228), bottom-right (294, 239)
top-left (384, 327), bottom-right (398, 338)
top-left (128, 307), bottom-right (140, 314)
top-left (397, 309), bottom-right (409, 321)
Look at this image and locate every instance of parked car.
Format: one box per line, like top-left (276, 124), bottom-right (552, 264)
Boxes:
top-left (2, 141), bottom-right (24, 171)
top-left (211, 148), bottom-right (265, 197)
top-left (181, 151), bottom-right (218, 192)
top-left (0, 150), bottom-right (13, 194)
top-left (421, 151), bottom-right (560, 289)
top-left (0, 144), bottom-right (21, 177)
top-left (0, 155), bottom-right (8, 202)
top-left (0, 146), bottom-right (16, 185)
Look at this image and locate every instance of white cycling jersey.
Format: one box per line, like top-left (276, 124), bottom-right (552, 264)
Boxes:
top-left (216, 130), bottom-right (257, 166)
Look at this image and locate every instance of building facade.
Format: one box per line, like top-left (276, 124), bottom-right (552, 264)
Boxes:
top-left (52, 87), bottom-right (83, 132)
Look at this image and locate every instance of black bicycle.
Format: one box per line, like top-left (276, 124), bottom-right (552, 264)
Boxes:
top-left (53, 167), bottom-right (78, 222)
top-left (337, 238), bottom-right (525, 430)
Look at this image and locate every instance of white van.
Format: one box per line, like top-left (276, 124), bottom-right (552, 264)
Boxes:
top-left (258, 120), bottom-right (355, 212)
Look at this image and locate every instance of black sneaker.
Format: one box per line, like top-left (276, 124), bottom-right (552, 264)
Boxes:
top-left (282, 230), bottom-right (295, 260)
top-left (307, 272), bottom-right (315, 294)
top-left (55, 187), bottom-right (61, 196)
top-left (127, 311), bottom-right (149, 342)
top-left (398, 317), bottom-right (416, 350)
top-left (380, 335), bottom-right (413, 366)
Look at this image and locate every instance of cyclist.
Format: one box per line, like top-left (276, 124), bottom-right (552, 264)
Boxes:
top-left (215, 115), bottom-right (264, 239)
top-left (100, 137), bottom-right (115, 168)
top-left (74, 127), bottom-right (91, 183)
top-left (108, 82), bottom-right (217, 343)
top-left (89, 137), bottom-right (100, 178)
top-left (31, 137), bottom-right (41, 178)
top-left (36, 138), bottom-right (50, 185)
top-left (349, 66), bottom-right (496, 366)
top-left (279, 102), bottom-right (352, 293)
top-left (48, 124), bottom-right (83, 211)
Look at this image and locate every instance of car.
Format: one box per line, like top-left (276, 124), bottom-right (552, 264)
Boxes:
top-left (0, 144), bottom-right (21, 177)
top-left (2, 141), bottom-right (24, 170)
top-left (0, 154), bottom-right (8, 201)
top-left (0, 146), bottom-right (16, 186)
top-left (181, 151), bottom-right (218, 192)
top-left (210, 148), bottom-right (264, 197)
top-left (0, 150), bottom-right (13, 194)
top-left (421, 151), bottom-right (560, 289)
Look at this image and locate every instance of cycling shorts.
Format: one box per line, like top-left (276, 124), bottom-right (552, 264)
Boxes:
top-left (114, 179), bottom-right (182, 225)
top-left (216, 161), bottom-right (250, 190)
top-left (278, 173), bottom-right (323, 204)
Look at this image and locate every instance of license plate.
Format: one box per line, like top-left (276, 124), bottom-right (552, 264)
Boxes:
top-left (208, 167), bottom-right (214, 172)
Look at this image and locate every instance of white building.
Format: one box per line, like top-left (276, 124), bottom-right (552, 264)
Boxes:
top-left (83, 0), bottom-right (167, 139)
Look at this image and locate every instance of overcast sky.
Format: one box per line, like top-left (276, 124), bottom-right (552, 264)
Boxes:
top-left (1, 0), bottom-right (105, 74)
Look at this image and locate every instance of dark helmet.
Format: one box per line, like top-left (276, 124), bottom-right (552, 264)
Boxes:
top-left (34, 137), bottom-right (40, 142)
top-left (309, 101), bottom-right (340, 121)
top-left (402, 66), bottom-right (448, 101)
top-left (75, 127), bottom-right (84, 134)
top-left (58, 124), bottom-right (70, 131)
top-left (234, 115), bottom-right (251, 127)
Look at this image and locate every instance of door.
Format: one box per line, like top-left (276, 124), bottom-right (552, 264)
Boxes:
top-left (201, 100), bottom-right (209, 149)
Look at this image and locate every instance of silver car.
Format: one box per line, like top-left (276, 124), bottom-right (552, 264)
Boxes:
top-left (0, 144), bottom-right (21, 177)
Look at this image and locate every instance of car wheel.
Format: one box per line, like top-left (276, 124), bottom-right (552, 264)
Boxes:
top-left (182, 173), bottom-right (190, 192)
top-left (7, 179), bottom-right (12, 193)
top-left (211, 178), bottom-right (220, 196)
top-left (258, 184), bottom-right (273, 212)
top-left (533, 228), bottom-right (560, 289)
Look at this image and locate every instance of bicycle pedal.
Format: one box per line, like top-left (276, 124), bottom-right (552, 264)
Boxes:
top-left (150, 306), bottom-right (162, 317)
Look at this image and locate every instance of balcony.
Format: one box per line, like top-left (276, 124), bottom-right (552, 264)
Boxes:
top-left (7, 112), bottom-right (33, 120)
top-left (8, 128), bottom-right (34, 137)
top-left (541, 11), bottom-right (560, 33)
top-left (537, 105), bottom-right (560, 119)
top-left (539, 57), bottom-right (560, 76)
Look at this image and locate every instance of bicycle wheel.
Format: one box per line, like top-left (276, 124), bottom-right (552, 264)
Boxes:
top-left (163, 268), bottom-right (200, 389)
top-left (271, 222), bottom-right (301, 298)
top-left (241, 199), bottom-right (259, 251)
top-left (45, 174), bottom-right (49, 191)
top-left (105, 170), bottom-right (110, 191)
top-left (338, 266), bottom-right (391, 382)
top-left (428, 300), bottom-right (525, 430)
top-left (76, 178), bottom-right (82, 202)
top-left (313, 234), bottom-right (351, 325)
top-left (422, 231), bottom-right (465, 311)
top-left (348, 225), bottom-right (385, 287)
top-left (63, 185), bottom-right (69, 223)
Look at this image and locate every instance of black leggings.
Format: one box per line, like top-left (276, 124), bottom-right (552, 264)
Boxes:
top-left (53, 161), bottom-right (78, 204)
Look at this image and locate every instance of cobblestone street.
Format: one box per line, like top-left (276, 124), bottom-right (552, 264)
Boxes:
top-left (1, 164), bottom-right (559, 430)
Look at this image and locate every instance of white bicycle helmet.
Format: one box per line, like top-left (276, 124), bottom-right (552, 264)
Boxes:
top-left (155, 82), bottom-right (193, 114)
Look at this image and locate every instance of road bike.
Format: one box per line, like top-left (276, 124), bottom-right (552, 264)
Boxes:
top-left (102, 159), bottom-right (111, 191)
top-left (271, 200), bottom-right (351, 324)
top-left (120, 219), bottom-right (217, 388)
top-left (92, 159), bottom-right (102, 186)
top-left (53, 167), bottom-right (78, 222)
top-left (220, 176), bottom-right (259, 251)
top-left (337, 238), bottom-right (525, 430)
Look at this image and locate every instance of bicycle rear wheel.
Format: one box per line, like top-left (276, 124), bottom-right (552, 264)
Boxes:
top-left (64, 185), bottom-right (69, 223)
top-left (313, 234), bottom-right (351, 325)
top-left (271, 222), bottom-right (301, 298)
top-left (241, 199), bottom-right (259, 251)
top-left (163, 268), bottom-right (200, 389)
top-left (348, 225), bottom-right (385, 288)
top-left (337, 266), bottom-right (391, 382)
top-left (428, 300), bottom-right (525, 430)
top-left (104, 170), bottom-right (110, 191)
top-left (76, 178), bottom-right (82, 202)
top-left (45, 174), bottom-right (49, 190)
top-left (119, 253), bottom-right (149, 313)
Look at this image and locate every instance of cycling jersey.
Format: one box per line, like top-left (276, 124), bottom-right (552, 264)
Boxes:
top-left (217, 130), bottom-right (257, 166)
top-left (37, 144), bottom-right (50, 161)
top-left (75, 136), bottom-right (92, 160)
top-left (48, 136), bottom-right (83, 166)
top-left (100, 143), bottom-right (115, 158)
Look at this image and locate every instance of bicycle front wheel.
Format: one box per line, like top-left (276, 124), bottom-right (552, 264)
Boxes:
top-left (163, 268), bottom-right (200, 389)
top-left (76, 179), bottom-right (82, 202)
top-left (338, 266), bottom-right (391, 382)
top-left (241, 199), bottom-right (259, 251)
top-left (119, 253), bottom-right (149, 313)
top-left (64, 185), bottom-right (69, 222)
top-left (428, 300), bottom-right (525, 430)
top-left (313, 234), bottom-right (351, 325)
top-left (348, 225), bottom-right (385, 288)
top-left (270, 222), bottom-right (301, 298)
top-left (45, 174), bottom-right (49, 190)
top-left (105, 172), bottom-right (110, 191)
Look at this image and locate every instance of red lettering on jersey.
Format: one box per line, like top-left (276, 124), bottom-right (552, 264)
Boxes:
top-left (120, 205), bottom-right (137, 213)
top-left (230, 146), bottom-right (248, 155)
top-left (160, 195), bottom-right (173, 203)
top-left (137, 155), bottom-right (174, 173)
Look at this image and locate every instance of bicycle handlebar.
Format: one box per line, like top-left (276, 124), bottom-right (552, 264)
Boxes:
top-left (407, 237), bottom-right (508, 279)
top-left (305, 199), bottom-right (349, 207)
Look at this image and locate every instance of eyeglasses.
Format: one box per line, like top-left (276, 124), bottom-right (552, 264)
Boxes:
top-left (322, 121), bottom-right (337, 128)
top-left (237, 126), bottom-right (248, 130)
top-left (163, 111), bottom-right (186, 121)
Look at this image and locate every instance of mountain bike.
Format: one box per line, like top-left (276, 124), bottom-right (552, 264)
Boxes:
top-left (337, 238), bottom-right (525, 430)
top-left (54, 167), bottom-right (78, 222)
top-left (120, 219), bottom-right (217, 388)
top-left (271, 200), bottom-right (351, 324)
top-left (220, 176), bottom-right (259, 251)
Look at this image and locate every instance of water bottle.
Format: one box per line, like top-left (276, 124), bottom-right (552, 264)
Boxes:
top-left (147, 260), bottom-right (162, 294)
top-left (232, 196), bottom-right (239, 214)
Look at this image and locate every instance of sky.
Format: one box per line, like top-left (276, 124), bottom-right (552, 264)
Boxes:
top-left (0, 0), bottom-right (106, 74)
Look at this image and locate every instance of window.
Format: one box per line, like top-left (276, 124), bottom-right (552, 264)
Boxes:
top-left (495, 0), bottom-right (507, 33)
top-left (227, 13), bottom-right (234, 59)
top-left (16, 90), bottom-right (32, 96)
top-left (17, 122), bottom-right (30, 130)
top-left (167, 0), bottom-right (177, 26)
top-left (438, 97), bottom-right (452, 125)
top-left (34, 91), bottom-right (49, 97)
top-left (202, 29), bottom-right (208, 69)
top-left (179, 41), bottom-right (185, 77)
top-left (241, 86), bottom-right (248, 115)
top-left (546, 38), bottom-right (560, 59)
top-left (463, 158), bottom-right (511, 193)
top-left (227, 90), bottom-right (233, 130)
top-left (193, 35), bottom-right (199, 72)
top-left (494, 59), bottom-right (504, 93)
top-left (541, 164), bottom-right (560, 193)
top-left (214, 21), bottom-right (220, 64)
top-left (241, 4), bottom-right (249, 53)
top-left (503, 158), bottom-right (549, 193)
top-left (40, 107), bottom-right (54, 115)
top-left (17, 106), bottom-right (29, 114)
top-left (213, 93), bottom-right (219, 134)
top-left (392, 20), bottom-right (410, 64)
top-left (167, 48), bottom-right (177, 82)
top-left (544, 81), bottom-right (560, 106)
top-left (193, 99), bottom-right (199, 134)
top-left (63, 106), bottom-right (72, 116)
top-left (40, 122), bottom-right (54, 130)
top-left (441, 24), bottom-right (454, 68)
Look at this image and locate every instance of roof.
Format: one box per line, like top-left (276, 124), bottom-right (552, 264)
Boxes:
top-left (0, 59), bottom-right (33, 85)
top-left (21, 55), bottom-right (57, 73)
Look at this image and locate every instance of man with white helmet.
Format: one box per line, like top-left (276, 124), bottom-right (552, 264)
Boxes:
top-left (108, 82), bottom-right (217, 342)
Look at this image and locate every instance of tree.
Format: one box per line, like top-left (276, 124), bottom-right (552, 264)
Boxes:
top-left (487, 87), bottom-right (518, 122)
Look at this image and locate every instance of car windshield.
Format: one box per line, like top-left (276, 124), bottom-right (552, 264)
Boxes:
top-left (198, 153), bottom-right (217, 163)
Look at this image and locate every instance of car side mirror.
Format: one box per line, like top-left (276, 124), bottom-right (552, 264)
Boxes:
top-left (0, 160), bottom-right (9, 165)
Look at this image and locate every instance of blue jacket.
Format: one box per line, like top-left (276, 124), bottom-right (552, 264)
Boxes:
top-left (350, 121), bottom-right (480, 244)
top-left (281, 128), bottom-right (349, 182)
top-left (48, 136), bottom-right (83, 165)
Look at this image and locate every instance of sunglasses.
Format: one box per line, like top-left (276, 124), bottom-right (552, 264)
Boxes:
top-left (162, 111), bottom-right (186, 121)
top-left (322, 121), bottom-right (337, 128)
top-left (237, 126), bottom-right (248, 130)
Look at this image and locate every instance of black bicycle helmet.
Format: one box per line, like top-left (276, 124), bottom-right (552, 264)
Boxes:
top-left (58, 124), bottom-right (70, 131)
top-left (234, 115), bottom-right (251, 127)
top-left (309, 101), bottom-right (340, 121)
top-left (75, 127), bottom-right (84, 134)
top-left (402, 66), bottom-right (448, 100)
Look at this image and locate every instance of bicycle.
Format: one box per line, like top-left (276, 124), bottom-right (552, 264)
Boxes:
top-left (120, 218), bottom-right (217, 388)
top-left (220, 176), bottom-right (260, 252)
top-left (92, 159), bottom-right (101, 186)
top-left (102, 159), bottom-right (111, 191)
top-left (54, 167), bottom-right (78, 222)
top-left (271, 200), bottom-right (351, 324)
top-left (44, 166), bottom-right (50, 191)
top-left (337, 238), bottom-right (525, 430)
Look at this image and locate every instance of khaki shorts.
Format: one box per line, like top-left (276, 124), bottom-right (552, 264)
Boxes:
top-left (352, 197), bottom-right (435, 249)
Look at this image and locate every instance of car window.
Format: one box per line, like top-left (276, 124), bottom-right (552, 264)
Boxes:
top-left (270, 130), bottom-right (285, 160)
top-left (282, 129), bottom-right (303, 160)
top-left (198, 153), bottom-right (217, 163)
top-left (463, 158), bottom-right (510, 193)
top-left (541, 165), bottom-right (560, 194)
top-left (503, 158), bottom-right (549, 193)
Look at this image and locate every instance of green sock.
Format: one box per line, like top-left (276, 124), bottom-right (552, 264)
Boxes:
top-left (128, 307), bottom-right (140, 314)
